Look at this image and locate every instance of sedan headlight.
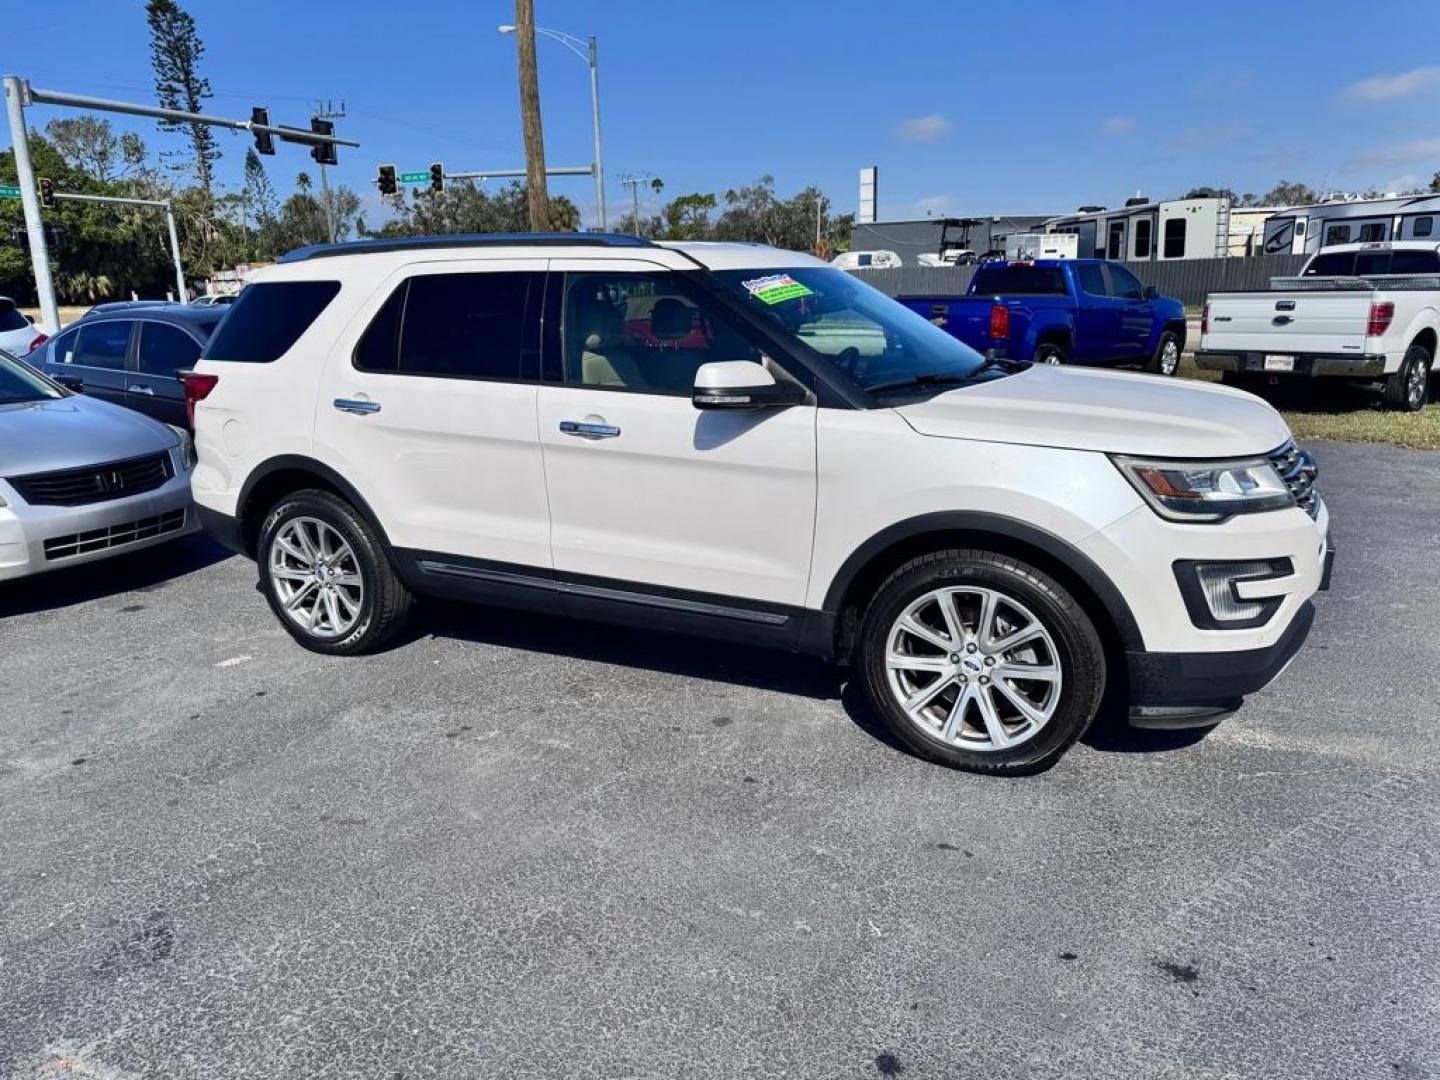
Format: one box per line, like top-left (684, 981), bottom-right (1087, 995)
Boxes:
top-left (167, 424), bottom-right (196, 471)
top-left (1111, 454), bottom-right (1294, 523)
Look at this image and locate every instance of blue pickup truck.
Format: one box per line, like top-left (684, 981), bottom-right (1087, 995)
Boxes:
top-left (899, 259), bottom-right (1187, 375)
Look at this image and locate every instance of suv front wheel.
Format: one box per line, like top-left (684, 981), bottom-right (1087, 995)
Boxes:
top-left (858, 549), bottom-right (1106, 775)
top-left (257, 488), bottom-right (414, 655)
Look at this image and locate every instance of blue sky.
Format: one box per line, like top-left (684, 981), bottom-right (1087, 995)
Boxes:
top-left (8, 0), bottom-right (1440, 226)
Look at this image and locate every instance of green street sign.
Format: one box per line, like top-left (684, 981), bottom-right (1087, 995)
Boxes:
top-left (0, 186), bottom-right (22, 199)
top-left (399, 171), bottom-right (430, 184)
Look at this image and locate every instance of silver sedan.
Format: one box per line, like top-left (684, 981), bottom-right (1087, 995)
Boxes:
top-left (0, 347), bottom-right (197, 581)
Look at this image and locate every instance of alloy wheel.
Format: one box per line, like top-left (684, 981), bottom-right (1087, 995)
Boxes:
top-left (268, 516), bottom-right (365, 639)
top-left (1160, 338), bottom-right (1180, 376)
top-left (1408, 353), bottom-right (1427, 409)
top-left (884, 586), bottom-right (1063, 752)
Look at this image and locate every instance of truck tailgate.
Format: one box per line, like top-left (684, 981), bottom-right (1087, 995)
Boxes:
top-left (1202, 290), bottom-right (1372, 355)
top-left (899, 295), bottom-right (1000, 351)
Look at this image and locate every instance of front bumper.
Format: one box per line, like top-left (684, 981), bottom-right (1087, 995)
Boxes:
top-left (1195, 349), bottom-right (1387, 378)
top-left (0, 464), bottom-right (198, 582)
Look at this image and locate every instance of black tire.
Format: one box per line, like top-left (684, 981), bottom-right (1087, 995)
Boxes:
top-left (1148, 330), bottom-right (1182, 376)
top-left (857, 549), bottom-right (1106, 776)
top-left (1382, 344), bottom-right (1431, 412)
top-left (256, 488), bottom-right (414, 655)
top-left (1034, 341), bottom-right (1067, 366)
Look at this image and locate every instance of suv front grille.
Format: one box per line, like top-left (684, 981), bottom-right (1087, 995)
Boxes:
top-left (44, 510), bottom-right (186, 560)
top-left (1269, 440), bottom-right (1320, 518)
top-left (7, 452), bottom-right (172, 507)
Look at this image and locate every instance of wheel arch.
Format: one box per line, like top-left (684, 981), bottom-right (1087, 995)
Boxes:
top-left (820, 511), bottom-right (1143, 664)
top-left (1408, 324), bottom-right (1436, 358)
top-left (236, 454), bottom-right (391, 557)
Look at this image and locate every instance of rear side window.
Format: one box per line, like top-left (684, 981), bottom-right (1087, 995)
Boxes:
top-left (203, 280), bottom-right (340, 363)
top-left (72, 321), bottom-right (131, 369)
top-left (1075, 264), bottom-right (1107, 296)
top-left (354, 271), bottom-right (538, 381)
top-left (0, 300), bottom-right (28, 332)
top-left (1390, 249), bottom-right (1440, 274)
top-left (137, 322), bottom-right (202, 376)
top-left (969, 265), bottom-right (1067, 295)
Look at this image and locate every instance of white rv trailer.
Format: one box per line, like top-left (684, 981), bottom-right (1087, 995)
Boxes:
top-left (1262, 193), bottom-right (1440, 256)
top-left (1004, 232), bottom-right (1079, 260)
top-left (1042, 196), bottom-right (1232, 261)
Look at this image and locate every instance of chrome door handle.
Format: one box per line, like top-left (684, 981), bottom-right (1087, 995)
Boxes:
top-left (334, 398), bottom-right (382, 415)
top-left (127, 384), bottom-right (155, 395)
top-left (559, 420), bottom-right (620, 439)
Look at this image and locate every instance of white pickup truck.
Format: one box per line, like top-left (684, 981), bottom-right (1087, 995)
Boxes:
top-left (1196, 241), bottom-right (1439, 411)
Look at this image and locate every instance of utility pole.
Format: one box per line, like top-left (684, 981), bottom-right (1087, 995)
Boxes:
top-left (618, 175), bottom-right (644, 236)
top-left (512, 0), bottom-right (550, 230)
top-left (313, 100), bottom-right (346, 243)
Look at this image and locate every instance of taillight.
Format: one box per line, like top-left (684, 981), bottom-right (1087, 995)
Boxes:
top-left (989, 302), bottom-right (1010, 340)
top-left (1201, 302), bottom-right (1210, 336)
top-left (25, 332), bottom-right (48, 355)
top-left (182, 372), bottom-right (219, 428)
top-left (1366, 301), bottom-right (1394, 337)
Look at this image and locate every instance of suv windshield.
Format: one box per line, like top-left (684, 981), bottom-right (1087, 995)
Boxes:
top-left (712, 267), bottom-right (986, 392)
top-left (0, 348), bottom-right (63, 405)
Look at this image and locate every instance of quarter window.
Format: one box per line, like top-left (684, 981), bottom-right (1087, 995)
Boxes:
top-left (1162, 219), bottom-right (1187, 258)
top-left (204, 280), bottom-right (340, 363)
top-left (137, 322), bottom-right (202, 376)
top-left (355, 271), bottom-right (538, 381)
top-left (71, 321), bottom-right (131, 370)
top-left (562, 273), bottom-right (761, 394)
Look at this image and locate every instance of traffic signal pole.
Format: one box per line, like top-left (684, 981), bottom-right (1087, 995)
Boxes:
top-left (4, 76), bottom-right (60, 333)
top-left (55, 193), bottom-right (186, 302)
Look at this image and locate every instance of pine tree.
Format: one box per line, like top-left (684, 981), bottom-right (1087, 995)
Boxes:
top-left (146, 0), bottom-right (219, 195)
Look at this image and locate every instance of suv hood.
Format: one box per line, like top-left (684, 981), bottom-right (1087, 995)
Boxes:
top-left (0, 395), bottom-right (176, 478)
top-left (895, 366), bottom-right (1292, 458)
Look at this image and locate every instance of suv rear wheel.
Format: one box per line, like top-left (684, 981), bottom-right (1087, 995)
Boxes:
top-left (857, 549), bottom-right (1105, 775)
top-left (257, 488), bottom-right (414, 655)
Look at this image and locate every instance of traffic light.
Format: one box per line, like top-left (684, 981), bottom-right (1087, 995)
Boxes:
top-left (377, 164), bottom-right (398, 197)
top-left (251, 107), bottom-right (274, 155)
top-left (309, 117), bottom-right (337, 166)
top-left (38, 178), bottom-right (55, 208)
top-left (429, 162), bottom-right (444, 195)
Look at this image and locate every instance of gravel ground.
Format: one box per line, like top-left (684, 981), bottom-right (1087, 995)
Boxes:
top-left (2, 441), bottom-right (1437, 1080)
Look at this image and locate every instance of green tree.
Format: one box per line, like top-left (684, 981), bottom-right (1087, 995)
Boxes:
top-left (1261, 180), bottom-right (1318, 207)
top-left (45, 116), bottom-right (125, 183)
top-left (146, 0), bottom-right (219, 195)
top-left (1429, 171), bottom-right (1440, 194)
top-left (362, 180), bottom-right (579, 238)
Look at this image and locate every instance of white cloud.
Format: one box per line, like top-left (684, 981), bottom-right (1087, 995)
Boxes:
top-left (894, 114), bottom-right (953, 144)
top-left (1098, 116), bottom-right (1135, 136)
top-left (1343, 66), bottom-right (1440, 102)
top-left (1345, 136), bottom-right (1440, 168)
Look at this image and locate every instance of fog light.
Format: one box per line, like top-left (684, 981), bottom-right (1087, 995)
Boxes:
top-left (1174, 558), bottom-right (1292, 629)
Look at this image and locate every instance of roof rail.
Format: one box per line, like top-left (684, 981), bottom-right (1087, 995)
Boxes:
top-left (277, 232), bottom-right (657, 263)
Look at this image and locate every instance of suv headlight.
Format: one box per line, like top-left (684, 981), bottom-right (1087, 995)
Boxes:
top-left (167, 424), bottom-right (196, 471)
top-left (1111, 454), bottom-right (1294, 523)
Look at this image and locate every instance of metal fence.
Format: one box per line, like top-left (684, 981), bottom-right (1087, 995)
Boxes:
top-left (852, 254), bottom-right (1311, 308)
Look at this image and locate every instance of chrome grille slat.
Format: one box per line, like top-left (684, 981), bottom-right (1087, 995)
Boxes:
top-left (43, 510), bottom-right (186, 560)
top-left (1268, 440), bottom-right (1320, 518)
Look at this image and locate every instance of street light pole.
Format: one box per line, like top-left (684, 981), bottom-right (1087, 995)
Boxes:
top-left (498, 24), bottom-right (607, 230)
top-left (4, 76), bottom-right (59, 333)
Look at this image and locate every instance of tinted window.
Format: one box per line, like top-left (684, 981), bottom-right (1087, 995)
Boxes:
top-left (0, 299), bottom-right (28, 332)
top-left (72, 321), bottom-right (131, 369)
top-left (1163, 219), bottom-right (1187, 258)
top-left (1133, 218), bottom-right (1152, 259)
top-left (1108, 265), bottom-right (1145, 300)
top-left (1354, 251), bottom-right (1392, 276)
top-left (1413, 217), bottom-right (1433, 238)
top-left (1325, 224), bottom-right (1351, 247)
top-left (48, 327), bottom-right (81, 363)
top-left (564, 272), bottom-right (761, 394)
top-left (969, 265), bottom-right (1068, 295)
top-left (137, 322), bottom-right (202, 376)
top-left (1075, 264), bottom-right (1107, 296)
top-left (0, 349), bottom-right (63, 404)
top-left (1305, 252), bottom-right (1356, 276)
top-left (355, 272), bottom-right (536, 380)
top-left (204, 280), bottom-right (340, 363)
top-left (1391, 249), bottom-right (1440, 274)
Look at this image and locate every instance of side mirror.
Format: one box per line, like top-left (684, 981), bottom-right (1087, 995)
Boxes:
top-left (692, 360), bottom-right (805, 410)
top-left (1143, 284), bottom-right (1159, 299)
top-left (53, 374), bottom-right (84, 392)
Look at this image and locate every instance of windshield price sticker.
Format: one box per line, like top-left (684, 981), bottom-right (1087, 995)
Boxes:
top-left (742, 273), bottom-right (813, 305)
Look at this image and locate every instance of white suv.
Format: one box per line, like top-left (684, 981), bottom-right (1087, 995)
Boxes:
top-left (189, 235), bottom-right (1332, 775)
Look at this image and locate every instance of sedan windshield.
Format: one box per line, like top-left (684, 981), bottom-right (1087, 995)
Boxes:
top-left (0, 348), bottom-right (63, 405)
top-left (712, 267), bottom-right (987, 392)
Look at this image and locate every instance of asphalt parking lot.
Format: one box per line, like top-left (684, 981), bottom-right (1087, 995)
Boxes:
top-left (2, 441), bottom-right (1437, 1080)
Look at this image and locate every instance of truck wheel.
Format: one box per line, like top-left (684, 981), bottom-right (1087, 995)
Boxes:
top-left (1034, 342), bottom-right (1066, 365)
top-left (1148, 331), bottom-right (1182, 376)
top-left (1383, 345), bottom-right (1431, 412)
top-left (857, 549), bottom-right (1106, 776)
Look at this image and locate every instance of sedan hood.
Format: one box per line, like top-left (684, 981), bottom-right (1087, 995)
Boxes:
top-left (895, 366), bottom-right (1292, 458)
top-left (0, 395), bottom-right (177, 478)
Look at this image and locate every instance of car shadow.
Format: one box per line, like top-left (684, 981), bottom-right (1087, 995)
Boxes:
top-left (0, 533), bottom-right (233, 617)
